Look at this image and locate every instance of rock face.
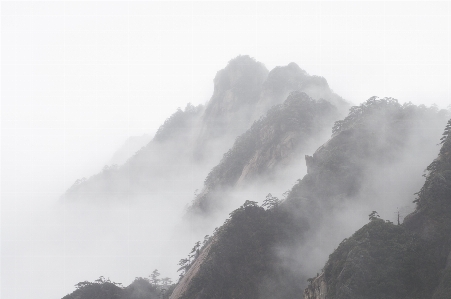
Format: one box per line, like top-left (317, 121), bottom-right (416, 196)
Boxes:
top-left (169, 203), bottom-right (307, 299)
top-left (169, 241), bottom-right (214, 299)
top-left (304, 274), bottom-right (327, 299)
top-left (193, 56), bottom-right (269, 161)
top-left (235, 130), bottom-right (298, 186)
top-left (199, 55), bottom-right (269, 141)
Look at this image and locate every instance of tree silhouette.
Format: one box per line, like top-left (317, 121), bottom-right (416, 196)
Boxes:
top-left (440, 119), bottom-right (451, 144)
top-left (190, 241), bottom-right (201, 260)
top-left (150, 269), bottom-right (160, 286)
top-left (177, 258), bottom-right (189, 274)
top-left (203, 235), bottom-right (210, 246)
top-left (161, 277), bottom-right (172, 287)
top-left (369, 211), bottom-right (380, 221)
top-left (242, 200), bottom-right (259, 208)
top-left (262, 193), bottom-right (280, 209)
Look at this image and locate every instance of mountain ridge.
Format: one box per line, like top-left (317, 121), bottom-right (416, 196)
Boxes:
top-left (63, 55), bottom-right (347, 205)
top-left (169, 98), bottom-right (449, 299)
top-left (58, 56), bottom-right (451, 299)
top-left (303, 119), bottom-right (451, 299)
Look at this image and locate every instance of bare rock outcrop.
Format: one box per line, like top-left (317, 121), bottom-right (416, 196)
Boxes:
top-left (304, 273), bottom-right (327, 299)
top-left (197, 55), bottom-right (268, 146)
top-left (169, 241), bottom-right (214, 299)
top-left (236, 130), bottom-right (298, 186)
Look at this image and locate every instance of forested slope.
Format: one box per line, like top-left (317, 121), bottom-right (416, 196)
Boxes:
top-left (188, 91), bottom-right (340, 216)
top-left (170, 99), bottom-right (449, 299)
top-left (62, 276), bottom-right (176, 299)
top-left (305, 118), bottom-right (451, 299)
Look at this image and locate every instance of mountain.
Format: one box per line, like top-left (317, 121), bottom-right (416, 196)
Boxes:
top-left (195, 55), bottom-right (268, 149)
top-left (195, 57), bottom-right (347, 160)
top-left (63, 102), bottom-right (205, 202)
top-left (63, 55), bottom-right (347, 205)
top-left (172, 201), bottom-right (304, 299)
top-left (188, 91), bottom-right (341, 217)
top-left (168, 99), bottom-right (449, 299)
top-left (256, 62), bottom-right (346, 118)
top-left (305, 118), bottom-right (451, 299)
top-left (59, 55), bottom-right (451, 299)
top-left (59, 56), bottom-right (351, 299)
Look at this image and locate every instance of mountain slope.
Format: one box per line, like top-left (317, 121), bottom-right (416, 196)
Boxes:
top-left (188, 91), bottom-right (341, 216)
top-left (63, 56), bottom-right (346, 204)
top-left (170, 99), bottom-right (449, 299)
top-left (196, 55), bottom-right (268, 145)
top-left (63, 102), bottom-right (205, 202)
top-left (256, 62), bottom-right (346, 118)
top-left (304, 118), bottom-right (451, 299)
top-left (172, 201), bottom-right (307, 299)
top-left (62, 277), bottom-right (175, 299)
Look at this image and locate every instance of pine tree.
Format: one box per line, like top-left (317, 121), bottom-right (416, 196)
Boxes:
top-left (440, 119), bottom-right (451, 144)
top-left (369, 211), bottom-right (380, 221)
top-left (150, 269), bottom-right (160, 287)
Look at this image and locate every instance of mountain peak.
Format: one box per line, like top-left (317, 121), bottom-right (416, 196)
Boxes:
top-left (263, 62), bottom-right (308, 93)
top-left (198, 56), bottom-right (269, 143)
top-left (212, 55), bottom-right (268, 95)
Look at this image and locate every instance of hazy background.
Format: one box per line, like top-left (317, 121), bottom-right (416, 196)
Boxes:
top-left (2, 1), bottom-right (450, 299)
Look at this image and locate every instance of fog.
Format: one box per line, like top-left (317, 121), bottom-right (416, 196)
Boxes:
top-left (268, 103), bottom-right (450, 293)
top-left (2, 2), bottom-right (451, 299)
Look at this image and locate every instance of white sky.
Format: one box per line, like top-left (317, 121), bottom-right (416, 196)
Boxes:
top-left (1, 1), bottom-right (451, 298)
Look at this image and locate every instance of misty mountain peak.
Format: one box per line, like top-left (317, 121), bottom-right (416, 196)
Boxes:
top-left (199, 56), bottom-right (269, 143)
top-left (212, 55), bottom-right (268, 95)
top-left (196, 57), bottom-right (349, 158)
top-left (257, 62), bottom-right (345, 118)
top-left (263, 62), bottom-right (309, 93)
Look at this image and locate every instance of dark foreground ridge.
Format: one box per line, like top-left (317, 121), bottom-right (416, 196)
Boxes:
top-left (305, 118), bottom-right (451, 299)
top-left (169, 99), bottom-right (449, 299)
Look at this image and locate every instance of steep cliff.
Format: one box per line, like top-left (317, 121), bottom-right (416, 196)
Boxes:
top-left (304, 273), bottom-right (327, 299)
top-left (197, 55), bottom-right (269, 145)
top-left (170, 241), bottom-right (215, 299)
top-left (171, 202), bottom-right (307, 299)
